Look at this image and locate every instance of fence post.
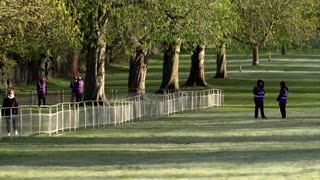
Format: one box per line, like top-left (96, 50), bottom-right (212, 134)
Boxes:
top-left (56, 105), bottom-right (59, 134)
top-left (39, 106), bottom-right (41, 135)
top-left (48, 106), bottom-right (52, 136)
top-left (61, 104), bottom-right (64, 133)
top-left (29, 106), bottom-right (32, 136)
top-left (69, 103), bottom-right (72, 132)
top-left (62, 89), bottom-right (65, 103)
top-left (74, 103), bottom-right (78, 131)
top-left (19, 108), bottom-right (22, 137)
top-left (10, 108), bottom-right (13, 141)
top-left (84, 101), bottom-right (87, 129)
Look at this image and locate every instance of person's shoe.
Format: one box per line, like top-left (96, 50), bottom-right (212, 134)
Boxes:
top-left (15, 130), bottom-right (18, 135)
top-left (262, 117), bottom-right (268, 119)
top-left (8, 132), bottom-right (11, 136)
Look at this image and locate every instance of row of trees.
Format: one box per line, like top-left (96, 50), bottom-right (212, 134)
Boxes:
top-left (1, 0), bottom-right (319, 100)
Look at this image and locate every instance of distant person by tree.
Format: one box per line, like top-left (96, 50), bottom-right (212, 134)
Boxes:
top-left (75, 75), bottom-right (84, 102)
top-left (253, 79), bottom-right (267, 119)
top-left (277, 81), bottom-right (288, 118)
top-left (1, 89), bottom-right (19, 136)
top-left (37, 77), bottom-right (47, 106)
top-left (70, 76), bottom-right (77, 102)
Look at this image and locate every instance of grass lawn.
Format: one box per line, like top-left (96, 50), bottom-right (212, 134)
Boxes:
top-left (1, 49), bottom-right (320, 179)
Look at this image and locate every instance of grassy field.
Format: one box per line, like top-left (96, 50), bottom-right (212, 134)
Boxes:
top-left (1, 49), bottom-right (320, 179)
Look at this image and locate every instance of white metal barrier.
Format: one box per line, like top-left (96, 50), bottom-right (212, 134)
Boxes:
top-left (0, 89), bottom-right (223, 140)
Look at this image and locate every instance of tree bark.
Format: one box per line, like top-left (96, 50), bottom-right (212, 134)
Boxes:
top-left (157, 39), bottom-right (181, 93)
top-left (84, 23), bottom-right (107, 101)
top-left (252, 45), bottom-right (259, 65)
top-left (84, 35), bottom-right (106, 101)
top-left (67, 50), bottom-right (80, 77)
top-left (268, 49), bottom-right (272, 61)
top-left (184, 45), bottom-right (207, 87)
top-left (128, 48), bottom-right (149, 96)
top-left (83, 5), bottom-right (108, 101)
top-left (281, 45), bottom-right (286, 55)
top-left (214, 44), bottom-right (228, 79)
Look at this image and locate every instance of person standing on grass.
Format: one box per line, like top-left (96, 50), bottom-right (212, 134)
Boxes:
top-left (253, 79), bottom-right (267, 119)
top-left (70, 76), bottom-right (77, 102)
top-left (1, 89), bottom-right (19, 136)
top-left (37, 77), bottom-right (47, 106)
top-left (277, 81), bottom-right (288, 119)
top-left (75, 75), bottom-right (84, 102)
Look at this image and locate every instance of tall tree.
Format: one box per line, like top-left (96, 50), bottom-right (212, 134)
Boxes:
top-left (232, 0), bottom-right (318, 65)
top-left (184, 45), bottom-right (208, 86)
top-left (215, 44), bottom-right (228, 78)
top-left (184, 0), bottom-right (236, 82)
top-left (0, 0), bottom-right (80, 86)
top-left (110, 1), bottom-right (160, 96)
top-left (66, 0), bottom-right (116, 101)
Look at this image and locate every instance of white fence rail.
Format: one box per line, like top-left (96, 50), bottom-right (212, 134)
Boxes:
top-left (0, 89), bottom-right (223, 140)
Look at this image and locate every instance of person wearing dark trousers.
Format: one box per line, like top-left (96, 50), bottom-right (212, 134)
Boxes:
top-left (1, 89), bottom-right (19, 136)
top-left (253, 79), bottom-right (267, 119)
top-left (37, 77), bottom-right (47, 106)
top-left (277, 81), bottom-right (288, 118)
top-left (70, 76), bottom-right (77, 103)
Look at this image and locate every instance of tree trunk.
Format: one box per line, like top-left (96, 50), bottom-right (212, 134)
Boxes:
top-left (128, 48), bottom-right (149, 96)
top-left (184, 45), bottom-right (207, 87)
top-left (157, 39), bottom-right (181, 93)
top-left (252, 45), bottom-right (259, 65)
top-left (12, 61), bottom-right (41, 85)
top-left (84, 37), bottom-right (106, 101)
top-left (67, 50), bottom-right (80, 77)
top-left (83, 6), bottom-right (108, 101)
top-left (281, 46), bottom-right (286, 55)
top-left (214, 44), bottom-right (228, 79)
top-left (84, 23), bottom-right (107, 101)
top-left (268, 49), bottom-right (272, 61)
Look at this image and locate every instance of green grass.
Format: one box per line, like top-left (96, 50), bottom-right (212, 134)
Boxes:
top-left (1, 49), bottom-right (320, 179)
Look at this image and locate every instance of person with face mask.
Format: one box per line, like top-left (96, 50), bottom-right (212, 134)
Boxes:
top-left (253, 80), bottom-right (267, 119)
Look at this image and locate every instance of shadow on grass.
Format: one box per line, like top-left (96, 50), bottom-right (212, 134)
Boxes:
top-left (1, 133), bottom-right (319, 145)
top-left (0, 147), bottom-right (319, 167)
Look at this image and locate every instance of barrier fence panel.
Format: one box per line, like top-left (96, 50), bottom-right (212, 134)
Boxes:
top-left (0, 89), bottom-right (223, 140)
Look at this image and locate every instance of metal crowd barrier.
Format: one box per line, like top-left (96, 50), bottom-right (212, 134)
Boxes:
top-left (0, 89), bottom-right (224, 140)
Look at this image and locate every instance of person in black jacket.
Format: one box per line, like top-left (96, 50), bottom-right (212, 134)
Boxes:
top-left (1, 89), bottom-right (19, 136)
top-left (277, 81), bottom-right (288, 118)
top-left (253, 79), bottom-right (267, 119)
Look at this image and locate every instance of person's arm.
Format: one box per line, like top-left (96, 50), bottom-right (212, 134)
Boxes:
top-left (253, 87), bottom-right (258, 95)
top-left (276, 89), bottom-right (281, 101)
top-left (1, 99), bottom-right (5, 116)
top-left (13, 98), bottom-right (19, 115)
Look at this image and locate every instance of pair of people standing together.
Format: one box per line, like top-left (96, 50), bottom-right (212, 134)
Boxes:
top-left (253, 79), bottom-right (288, 119)
top-left (70, 75), bottom-right (84, 103)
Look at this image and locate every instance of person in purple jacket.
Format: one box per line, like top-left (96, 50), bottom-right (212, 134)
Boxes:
top-left (277, 81), bottom-right (288, 118)
top-left (253, 79), bottom-right (267, 119)
top-left (75, 75), bottom-right (84, 102)
top-left (37, 77), bottom-right (47, 106)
